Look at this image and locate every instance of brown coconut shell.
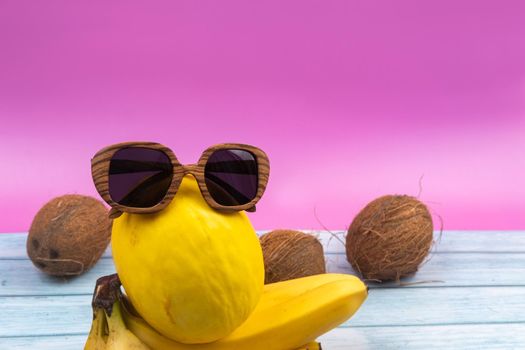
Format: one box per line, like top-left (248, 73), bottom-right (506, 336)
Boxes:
top-left (260, 229), bottom-right (326, 284)
top-left (27, 194), bottom-right (112, 277)
top-left (346, 195), bottom-right (433, 282)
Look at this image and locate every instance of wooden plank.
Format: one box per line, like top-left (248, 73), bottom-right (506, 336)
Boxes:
top-left (0, 334), bottom-right (88, 350)
top-left (349, 286), bottom-right (525, 328)
top-left (0, 295), bottom-right (91, 337)
top-left (2, 252), bottom-right (525, 296)
top-left (0, 257), bottom-right (115, 296)
top-left (327, 252), bottom-right (525, 288)
top-left (318, 323), bottom-right (525, 349)
top-left (2, 231), bottom-right (525, 259)
top-left (0, 233), bottom-right (112, 259)
top-left (2, 323), bottom-right (524, 350)
top-left (312, 230), bottom-right (525, 254)
top-left (2, 287), bottom-right (524, 337)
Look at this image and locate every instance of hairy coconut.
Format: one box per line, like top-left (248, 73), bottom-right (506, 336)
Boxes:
top-left (346, 195), bottom-right (433, 281)
top-left (260, 229), bottom-right (326, 284)
top-left (27, 194), bottom-right (112, 276)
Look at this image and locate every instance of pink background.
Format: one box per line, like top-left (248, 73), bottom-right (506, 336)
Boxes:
top-left (1, 0), bottom-right (524, 232)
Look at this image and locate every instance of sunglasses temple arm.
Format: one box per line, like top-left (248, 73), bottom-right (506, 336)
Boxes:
top-left (109, 208), bottom-right (123, 219)
top-left (246, 205), bottom-right (256, 213)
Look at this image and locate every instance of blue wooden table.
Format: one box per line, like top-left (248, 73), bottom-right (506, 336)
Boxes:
top-left (1, 231), bottom-right (525, 349)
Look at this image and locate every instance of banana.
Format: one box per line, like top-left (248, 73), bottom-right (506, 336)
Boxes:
top-left (84, 309), bottom-right (108, 350)
top-left (85, 298), bottom-right (321, 350)
top-left (121, 274), bottom-right (367, 350)
top-left (298, 343), bottom-right (322, 350)
top-left (105, 302), bottom-right (151, 350)
top-left (84, 299), bottom-right (151, 350)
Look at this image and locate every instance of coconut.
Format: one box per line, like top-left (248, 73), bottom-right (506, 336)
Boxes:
top-left (260, 229), bottom-right (326, 284)
top-left (346, 195), bottom-right (433, 282)
top-left (27, 194), bottom-right (112, 277)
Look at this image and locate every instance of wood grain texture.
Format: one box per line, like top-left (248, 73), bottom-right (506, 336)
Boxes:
top-left (318, 324), bottom-right (525, 349)
top-left (1, 231), bottom-right (524, 349)
top-left (2, 286), bottom-right (525, 337)
top-left (91, 142), bottom-right (270, 217)
top-left (0, 334), bottom-right (88, 350)
top-left (3, 324), bottom-right (525, 350)
top-left (3, 230), bottom-right (525, 258)
top-left (312, 230), bottom-right (525, 254)
top-left (0, 257), bottom-right (116, 296)
top-left (3, 253), bottom-right (525, 296)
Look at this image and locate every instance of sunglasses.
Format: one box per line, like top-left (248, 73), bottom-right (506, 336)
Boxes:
top-left (91, 142), bottom-right (270, 219)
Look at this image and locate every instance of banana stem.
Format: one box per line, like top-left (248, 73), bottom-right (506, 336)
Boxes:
top-left (91, 273), bottom-right (122, 317)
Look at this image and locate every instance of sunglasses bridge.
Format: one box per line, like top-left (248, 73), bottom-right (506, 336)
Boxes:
top-left (178, 163), bottom-right (200, 174)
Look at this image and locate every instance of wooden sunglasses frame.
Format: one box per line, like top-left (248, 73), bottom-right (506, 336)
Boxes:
top-left (91, 142), bottom-right (270, 219)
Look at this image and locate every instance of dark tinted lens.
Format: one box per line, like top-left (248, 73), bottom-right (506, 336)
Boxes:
top-left (109, 147), bottom-right (173, 208)
top-left (204, 149), bottom-right (258, 206)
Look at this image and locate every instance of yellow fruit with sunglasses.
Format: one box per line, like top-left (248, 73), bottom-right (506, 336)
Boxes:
top-left (112, 175), bottom-right (264, 343)
top-left (89, 142), bottom-right (367, 348)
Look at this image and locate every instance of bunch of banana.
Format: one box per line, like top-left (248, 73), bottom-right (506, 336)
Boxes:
top-left (85, 301), bottom-right (320, 350)
top-left (84, 273), bottom-right (366, 350)
top-left (85, 173), bottom-right (367, 349)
